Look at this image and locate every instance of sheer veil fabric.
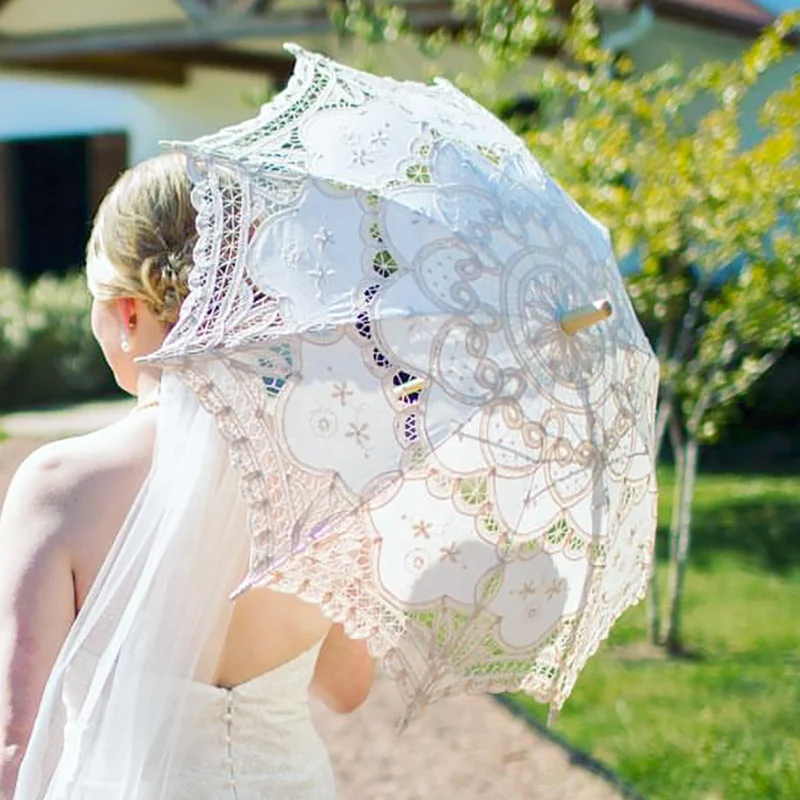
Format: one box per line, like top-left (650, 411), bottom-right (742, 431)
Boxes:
top-left (15, 376), bottom-right (251, 798)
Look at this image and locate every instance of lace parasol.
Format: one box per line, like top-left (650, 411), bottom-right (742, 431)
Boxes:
top-left (149, 45), bottom-right (660, 727)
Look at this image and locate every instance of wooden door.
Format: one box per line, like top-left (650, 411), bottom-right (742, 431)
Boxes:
top-left (88, 133), bottom-right (129, 216)
top-left (0, 142), bottom-right (16, 271)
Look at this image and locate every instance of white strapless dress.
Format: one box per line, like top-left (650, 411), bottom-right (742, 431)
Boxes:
top-left (61, 641), bottom-right (335, 800)
top-left (169, 640), bottom-right (335, 800)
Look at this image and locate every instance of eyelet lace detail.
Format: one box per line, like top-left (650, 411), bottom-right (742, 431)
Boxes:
top-left (146, 46), bottom-right (659, 725)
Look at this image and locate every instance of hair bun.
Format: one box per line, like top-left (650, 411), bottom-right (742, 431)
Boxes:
top-left (85, 152), bottom-right (197, 328)
top-left (163, 254), bottom-right (180, 285)
top-left (140, 252), bottom-right (190, 326)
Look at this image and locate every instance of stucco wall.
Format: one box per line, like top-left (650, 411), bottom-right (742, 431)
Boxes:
top-left (0, 67), bottom-right (269, 163)
top-left (0, 1), bottom-right (796, 163)
top-left (614, 15), bottom-right (798, 145)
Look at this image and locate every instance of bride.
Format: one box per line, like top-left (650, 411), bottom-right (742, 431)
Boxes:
top-left (0, 152), bottom-right (374, 799)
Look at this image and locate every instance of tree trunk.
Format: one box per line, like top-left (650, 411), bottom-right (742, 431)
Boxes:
top-left (646, 398), bottom-right (674, 643)
top-left (654, 414), bottom-right (684, 646)
top-left (646, 270), bottom-right (706, 649)
top-left (665, 435), bottom-right (699, 654)
top-left (666, 413), bottom-right (685, 575)
top-left (654, 398), bottom-right (672, 460)
top-left (646, 557), bottom-right (661, 644)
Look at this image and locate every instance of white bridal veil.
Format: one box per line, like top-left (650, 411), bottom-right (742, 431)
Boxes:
top-left (15, 377), bottom-right (251, 798)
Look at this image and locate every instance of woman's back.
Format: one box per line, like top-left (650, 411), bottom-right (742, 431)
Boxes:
top-left (64, 408), bottom-right (332, 685)
top-left (169, 642), bottom-right (335, 800)
top-left (1, 154), bottom-right (372, 798)
top-left (72, 410), bottom-right (337, 797)
top-left (4, 407), bottom-right (338, 798)
top-left (62, 640), bottom-right (334, 799)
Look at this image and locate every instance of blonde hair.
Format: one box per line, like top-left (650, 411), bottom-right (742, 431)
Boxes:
top-left (86, 152), bottom-right (196, 327)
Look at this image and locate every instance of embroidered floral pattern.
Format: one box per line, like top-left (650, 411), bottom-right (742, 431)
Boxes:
top-left (150, 46), bottom-right (659, 726)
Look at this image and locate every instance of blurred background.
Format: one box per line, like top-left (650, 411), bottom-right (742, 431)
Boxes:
top-left (0, 2), bottom-right (798, 798)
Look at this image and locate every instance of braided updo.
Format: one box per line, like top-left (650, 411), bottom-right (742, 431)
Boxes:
top-left (86, 152), bottom-right (197, 327)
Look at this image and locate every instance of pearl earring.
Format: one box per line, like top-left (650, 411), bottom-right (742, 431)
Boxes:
top-left (120, 328), bottom-right (132, 353)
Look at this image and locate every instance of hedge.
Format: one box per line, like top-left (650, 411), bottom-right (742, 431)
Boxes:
top-left (0, 270), bottom-right (118, 411)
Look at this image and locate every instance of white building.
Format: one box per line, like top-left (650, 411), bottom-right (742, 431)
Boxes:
top-left (0, 0), bottom-right (795, 278)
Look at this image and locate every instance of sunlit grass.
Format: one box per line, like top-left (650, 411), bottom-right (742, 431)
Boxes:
top-left (512, 469), bottom-right (800, 799)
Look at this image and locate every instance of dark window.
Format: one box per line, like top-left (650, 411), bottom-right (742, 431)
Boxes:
top-left (0, 132), bottom-right (128, 281)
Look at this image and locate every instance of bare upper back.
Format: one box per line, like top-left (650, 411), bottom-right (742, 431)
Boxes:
top-left (0, 405), bottom-right (369, 780)
top-left (40, 408), bottom-right (330, 685)
top-left (48, 410), bottom-right (159, 608)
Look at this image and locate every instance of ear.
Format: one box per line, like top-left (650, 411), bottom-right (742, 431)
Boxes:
top-left (116, 297), bottom-right (138, 330)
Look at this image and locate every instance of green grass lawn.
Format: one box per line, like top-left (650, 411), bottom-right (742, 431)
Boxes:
top-left (513, 468), bottom-right (800, 800)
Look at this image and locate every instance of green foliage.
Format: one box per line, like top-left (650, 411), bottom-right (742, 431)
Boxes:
top-left (527, 12), bottom-right (800, 444)
top-left (0, 271), bottom-right (30, 393)
top-left (331, 0), bottom-right (563, 71)
top-left (512, 467), bottom-right (800, 799)
top-left (330, 0), bottom-right (574, 104)
top-left (0, 270), bottom-right (117, 411)
top-left (524, 9), bottom-right (800, 651)
top-left (330, 3), bottom-right (800, 443)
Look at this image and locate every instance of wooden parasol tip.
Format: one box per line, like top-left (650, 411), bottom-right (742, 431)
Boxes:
top-left (393, 377), bottom-right (426, 399)
top-left (560, 300), bottom-right (613, 336)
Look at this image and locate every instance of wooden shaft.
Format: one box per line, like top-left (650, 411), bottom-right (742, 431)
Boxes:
top-left (393, 377), bottom-right (426, 399)
top-left (560, 300), bottom-right (613, 335)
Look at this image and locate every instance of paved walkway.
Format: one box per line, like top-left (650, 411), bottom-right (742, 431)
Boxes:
top-left (0, 401), bottom-right (624, 800)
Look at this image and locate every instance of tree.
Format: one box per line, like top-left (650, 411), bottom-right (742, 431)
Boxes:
top-left (528, 13), bottom-right (800, 650)
top-left (328, 1), bottom-right (800, 650)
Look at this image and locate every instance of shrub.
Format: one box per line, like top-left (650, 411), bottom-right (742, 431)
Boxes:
top-left (0, 270), bottom-right (118, 411)
top-left (0, 271), bottom-right (29, 395)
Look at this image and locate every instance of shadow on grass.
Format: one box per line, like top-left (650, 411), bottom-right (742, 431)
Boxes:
top-left (610, 642), bottom-right (707, 663)
top-left (698, 430), bottom-right (800, 477)
top-left (494, 695), bottom-right (647, 800)
top-left (657, 497), bottom-right (800, 573)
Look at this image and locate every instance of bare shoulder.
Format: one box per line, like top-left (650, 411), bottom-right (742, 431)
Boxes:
top-left (0, 416), bottom-right (158, 791)
top-left (0, 413), bottom-right (157, 553)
